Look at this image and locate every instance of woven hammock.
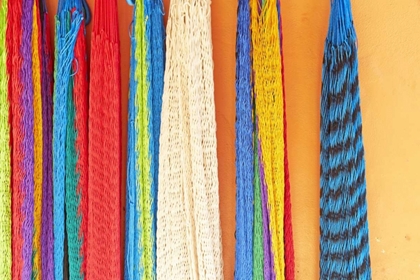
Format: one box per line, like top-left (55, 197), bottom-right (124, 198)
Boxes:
top-left (320, 0), bottom-right (371, 278)
top-left (40, 1), bottom-right (55, 279)
top-left (156, 0), bottom-right (224, 278)
top-left (125, 0), bottom-right (165, 279)
top-left (7, 0), bottom-right (35, 278)
top-left (0, 0), bottom-right (11, 279)
top-left (53, 0), bottom-right (84, 278)
top-left (87, 0), bottom-right (121, 278)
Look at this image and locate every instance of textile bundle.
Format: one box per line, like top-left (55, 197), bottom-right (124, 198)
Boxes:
top-left (320, 0), bottom-right (371, 278)
top-left (53, 0), bottom-right (87, 279)
top-left (234, 0), bottom-right (295, 278)
top-left (87, 0), bottom-right (121, 278)
top-left (156, 0), bottom-right (224, 278)
top-left (125, 0), bottom-right (165, 279)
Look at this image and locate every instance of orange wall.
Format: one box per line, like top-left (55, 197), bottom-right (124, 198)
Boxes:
top-left (46, 0), bottom-right (420, 279)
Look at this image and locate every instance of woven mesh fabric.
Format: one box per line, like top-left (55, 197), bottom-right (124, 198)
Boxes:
top-left (70, 14), bottom-right (89, 280)
top-left (7, 0), bottom-right (25, 278)
top-left (251, 0), bottom-right (286, 278)
top-left (40, 1), bottom-right (54, 278)
top-left (320, 0), bottom-right (371, 278)
top-left (156, 0), bottom-right (223, 278)
top-left (20, 0), bottom-right (36, 278)
top-left (87, 0), bottom-right (121, 278)
top-left (53, 1), bottom-right (83, 278)
top-left (278, 1), bottom-right (295, 278)
top-left (126, 1), bottom-right (165, 279)
top-left (0, 0), bottom-right (11, 279)
top-left (32, 1), bottom-right (43, 278)
top-left (234, 0), bottom-right (254, 278)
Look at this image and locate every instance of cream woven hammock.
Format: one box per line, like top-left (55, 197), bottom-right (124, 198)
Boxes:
top-left (156, 0), bottom-right (224, 279)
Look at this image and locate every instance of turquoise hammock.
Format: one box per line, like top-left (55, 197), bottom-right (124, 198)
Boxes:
top-left (320, 0), bottom-right (371, 278)
top-left (125, 0), bottom-right (165, 279)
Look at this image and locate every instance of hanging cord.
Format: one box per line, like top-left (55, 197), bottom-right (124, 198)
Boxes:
top-left (87, 0), bottom-right (121, 278)
top-left (0, 0), bottom-right (11, 279)
top-left (320, 0), bottom-right (371, 278)
top-left (39, 0), bottom-right (55, 278)
top-left (234, 0), bottom-right (255, 278)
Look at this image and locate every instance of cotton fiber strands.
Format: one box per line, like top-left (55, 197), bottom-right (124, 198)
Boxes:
top-left (7, 0), bottom-right (35, 278)
top-left (40, 0), bottom-right (55, 278)
top-left (87, 0), bottom-right (121, 278)
top-left (156, 0), bottom-right (224, 278)
top-left (53, 0), bottom-right (88, 278)
top-left (0, 0), bottom-right (11, 279)
top-left (232, 0), bottom-right (296, 278)
top-left (320, 0), bottom-right (371, 278)
top-left (125, 0), bottom-right (165, 279)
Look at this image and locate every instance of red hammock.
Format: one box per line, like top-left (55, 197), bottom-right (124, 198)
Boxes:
top-left (87, 0), bottom-right (121, 279)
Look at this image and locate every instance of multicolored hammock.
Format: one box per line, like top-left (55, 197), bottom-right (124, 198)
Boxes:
top-left (87, 0), bottom-right (121, 278)
top-left (320, 0), bottom-right (371, 278)
top-left (125, 0), bottom-right (165, 279)
top-left (53, 0), bottom-right (88, 279)
top-left (235, 0), bottom-right (295, 278)
top-left (156, 0), bottom-right (224, 278)
top-left (0, 0), bottom-right (11, 279)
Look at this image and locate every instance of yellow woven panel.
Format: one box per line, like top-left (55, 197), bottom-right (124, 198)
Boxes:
top-left (251, 0), bottom-right (286, 278)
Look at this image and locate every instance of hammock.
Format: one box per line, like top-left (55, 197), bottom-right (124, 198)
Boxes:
top-left (156, 0), bottom-right (224, 278)
top-left (7, 0), bottom-right (35, 278)
top-left (0, 0), bottom-right (11, 279)
top-left (87, 0), bottom-right (121, 278)
top-left (125, 0), bottom-right (165, 279)
top-left (320, 0), bottom-right (371, 278)
top-left (40, 1), bottom-right (54, 279)
top-left (53, 0), bottom-right (83, 278)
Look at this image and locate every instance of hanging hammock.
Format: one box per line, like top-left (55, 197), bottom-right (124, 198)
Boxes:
top-left (53, 0), bottom-right (83, 278)
top-left (87, 0), bottom-right (121, 278)
top-left (0, 0), bottom-right (11, 279)
top-left (40, 0), bottom-right (54, 278)
top-left (32, 0), bottom-right (43, 278)
top-left (320, 0), bottom-right (371, 278)
top-left (250, 0), bottom-right (288, 278)
top-left (7, 0), bottom-right (35, 278)
top-left (156, 0), bottom-right (224, 278)
top-left (234, 0), bottom-right (254, 279)
top-left (125, 0), bottom-right (165, 279)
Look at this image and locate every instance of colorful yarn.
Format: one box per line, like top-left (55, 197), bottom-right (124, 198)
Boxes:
top-left (251, 0), bottom-right (287, 278)
top-left (32, 1), bottom-right (43, 279)
top-left (40, 1), bottom-right (55, 279)
top-left (125, 0), bottom-right (165, 278)
top-left (320, 0), bottom-right (371, 278)
top-left (234, 0), bottom-right (255, 278)
top-left (7, 0), bottom-right (25, 277)
top-left (87, 0), bottom-right (121, 278)
top-left (0, 0), bottom-right (11, 279)
top-left (53, 0), bottom-right (83, 278)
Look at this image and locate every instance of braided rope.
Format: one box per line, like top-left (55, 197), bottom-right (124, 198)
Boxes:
top-left (235, 0), bottom-right (255, 278)
top-left (320, 0), bottom-right (371, 278)
top-left (0, 0), bottom-right (11, 278)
